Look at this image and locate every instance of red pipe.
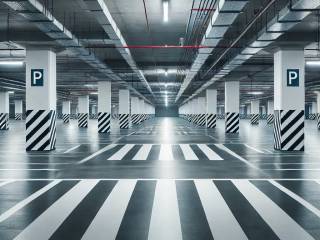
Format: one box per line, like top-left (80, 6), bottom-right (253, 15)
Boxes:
top-left (121, 45), bottom-right (212, 49)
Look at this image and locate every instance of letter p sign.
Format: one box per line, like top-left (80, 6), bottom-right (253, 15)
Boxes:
top-left (287, 69), bottom-right (299, 87)
top-left (31, 69), bottom-right (44, 86)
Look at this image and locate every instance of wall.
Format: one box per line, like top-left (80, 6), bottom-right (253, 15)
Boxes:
top-left (155, 105), bottom-right (179, 117)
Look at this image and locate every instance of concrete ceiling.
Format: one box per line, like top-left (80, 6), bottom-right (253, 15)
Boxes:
top-left (0, 0), bottom-right (319, 107)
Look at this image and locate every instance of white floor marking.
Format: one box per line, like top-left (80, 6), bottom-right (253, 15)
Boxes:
top-left (0, 180), bottom-right (61, 223)
top-left (215, 144), bottom-right (260, 170)
top-left (148, 180), bottom-right (182, 240)
top-left (133, 144), bottom-right (152, 160)
top-left (270, 180), bottom-right (320, 218)
top-left (244, 144), bottom-right (265, 154)
top-left (63, 145), bottom-right (81, 153)
top-left (0, 180), bottom-right (14, 188)
top-left (108, 144), bottom-right (135, 160)
top-left (264, 169), bottom-right (320, 171)
top-left (233, 180), bottom-right (314, 240)
top-left (81, 180), bottom-right (136, 240)
top-left (197, 144), bottom-right (223, 160)
top-left (159, 144), bottom-right (174, 161)
top-left (0, 169), bottom-right (58, 171)
top-left (77, 144), bottom-right (117, 164)
top-left (14, 180), bottom-right (98, 240)
top-left (195, 180), bottom-right (248, 240)
top-left (179, 144), bottom-right (198, 160)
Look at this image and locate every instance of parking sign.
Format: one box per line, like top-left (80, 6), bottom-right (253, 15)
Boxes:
top-left (287, 69), bottom-right (299, 87)
top-left (31, 69), bottom-right (44, 86)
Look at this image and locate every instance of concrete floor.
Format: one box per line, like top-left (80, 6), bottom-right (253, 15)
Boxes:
top-left (0, 117), bottom-right (320, 239)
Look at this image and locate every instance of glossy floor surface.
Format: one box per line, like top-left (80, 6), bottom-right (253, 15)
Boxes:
top-left (0, 117), bottom-right (320, 239)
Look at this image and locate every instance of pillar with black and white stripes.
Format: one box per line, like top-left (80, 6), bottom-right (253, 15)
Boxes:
top-left (246, 104), bottom-right (251, 119)
top-left (138, 98), bottom-right (144, 124)
top-left (78, 96), bottom-right (89, 128)
top-left (98, 81), bottom-right (111, 133)
top-left (25, 50), bottom-right (56, 151)
top-left (197, 97), bottom-right (206, 126)
top-left (250, 100), bottom-right (260, 125)
top-left (62, 101), bottom-right (70, 123)
top-left (14, 100), bottom-right (23, 120)
top-left (274, 49), bottom-right (305, 151)
top-left (206, 89), bottom-right (217, 128)
top-left (225, 81), bottom-right (239, 133)
top-left (316, 92), bottom-right (320, 130)
top-left (310, 102), bottom-right (317, 120)
top-left (119, 89), bottom-right (130, 129)
top-left (131, 96), bottom-right (140, 125)
top-left (0, 92), bottom-right (9, 130)
top-left (267, 100), bottom-right (274, 124)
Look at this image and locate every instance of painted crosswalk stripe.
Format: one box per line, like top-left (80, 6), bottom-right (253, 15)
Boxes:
top-left (197, 144), bottom-right (223, 160)
top-left (159, 144), bottom-right (174, 161)
top-left (0, 180), bottom-right (61, 223)
top-left (179, 144), bottom-right (198, 160)
top-left (133, 144), bottom-right (152, 160)
top-left (81, 180), bottom-right (136, 240)
top-left (108, 144), bottom-right (135, 160)
top-left (14, 180), bottom-right (98, 240)
top-left (148, 180), bottom-right (182, 240)
top-left (195, 180), bottom-right (248, 240)
top-left (270, 180), bottom-right (320, 218)
top-left (233, 180), bottom-right (314, 240)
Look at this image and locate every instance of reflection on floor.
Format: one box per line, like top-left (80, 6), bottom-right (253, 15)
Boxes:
top-left (0, 117), bottom-right (320, 239)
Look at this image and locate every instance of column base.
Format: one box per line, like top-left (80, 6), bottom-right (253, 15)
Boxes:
top-left (267, 114), bottom-right (274, 124)
top-left (0, 113), bottom-right (9, 130)
top-left (225, 112), bottom-right (239, 133)
top-left (317, 114), bottom-right (320, 130)
top-left (26, 110), bottom-right (56, 151)
top-left (119, 114), bottom-right (130, 129)
top-left (15, 113), bottom-right (22, 120)
top-left (98, 112), bottom-right (111, 133)
top-left (250, 114), bottom-right (259, 125)
top-left (78, 113), bottom-right (88, 128)
top-left (274, 110), bottom-right (304, 151)
top-left (309, 114), bottom-right (316, 120)
top-left (62, 114), bottom-right (70, 123)
top-left (131, 114), bottom-right (140, 125)
top-left (206, 114), bottom-right (216, 128)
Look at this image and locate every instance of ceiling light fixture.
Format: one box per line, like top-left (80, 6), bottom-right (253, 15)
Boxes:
top-left (306, 61), bottom-right (320, 66)
top-left (0, 61), bottom-right (24, 66)
top-left (163, 1), bottom-right (169, 23)
top-left (8, 91), bottom-right (14, 94)
top-left (248, 91), bottom-right (263, 95)
top-left (165, 69), bottom-right (168, 77)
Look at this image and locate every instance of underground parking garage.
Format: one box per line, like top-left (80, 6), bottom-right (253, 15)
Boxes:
top-left (0, 0), bottom-right (320, 239)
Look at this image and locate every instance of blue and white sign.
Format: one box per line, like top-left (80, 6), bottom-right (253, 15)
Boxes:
top-left (31, 69), bottom-right (44, 86)
top-left (287, 69), bottom-right (299, 87)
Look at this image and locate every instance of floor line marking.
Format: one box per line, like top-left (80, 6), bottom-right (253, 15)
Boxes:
top-left (0, 180), bottom-right (14, 188)
top-left (233, 180), bottom-right (314, 240)
top-left (77, 144), bottom-right (117, 164)
top-left (14, 180), bottom-right (99, 240)
top-left (63, 145), bottom-right (81, 154)
top-left (132, 144), bottom-right (152, 160)
top-left (108, 144), bottom-right (135, 160)
top-left (159, 144), bottom-right (174, 161)
top-left (244, 144), bottom-right (265, 154)
top-left (179, 144), bottom-right (198, 160)
top-left (197, 144), bottom-right (223, 160)
top-left (81, 180), bottom-right (136, 240)
top-left (195, 180), bottom-right (248, 240)
top-left (0, 169), bottom-right (59, 171)
top-left (148, 179), bottom-right (182, 240)
top-left (270, 180), bottom-right (320, 218)
top-left (215, 144), bottom-right (261, 170)
top-left (0, 180), bottom-right (61, 223)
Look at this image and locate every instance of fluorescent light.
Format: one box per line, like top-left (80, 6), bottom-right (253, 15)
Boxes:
top-left (0, 61), bottom-right (24, 66)
top-left (163, 1), bottom-right (169, 23)
top-left (165, 69), bottom-right (168, 77)
top-left (8, 91), bottom-right (14, 94)
top-left (90, 92), bottom-right (98, 95)
top-left (306, 61), bottom-right (320, 66)
top-left (248, 91), bottom-right (263, 95)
